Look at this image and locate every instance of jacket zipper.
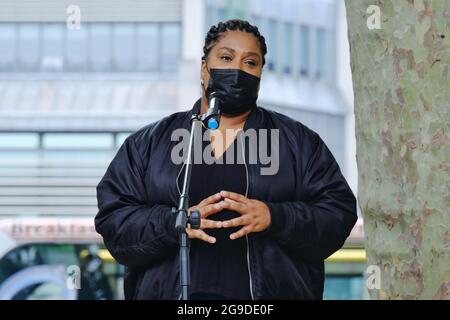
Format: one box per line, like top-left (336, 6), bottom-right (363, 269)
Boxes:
top-left (240, 133), bottom-right (255, 300)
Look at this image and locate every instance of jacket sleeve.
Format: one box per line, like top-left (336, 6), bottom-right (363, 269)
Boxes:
top-left (95, 134), bottom-right (179, 268)
top-left (260, 126), bottom-right (357, 262)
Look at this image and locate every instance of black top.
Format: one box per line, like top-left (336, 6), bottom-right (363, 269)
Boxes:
top-left (183, 125), bottom-right (251, 300)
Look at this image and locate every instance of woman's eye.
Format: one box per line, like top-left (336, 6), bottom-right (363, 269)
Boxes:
top-left (221, 56), bottom-right (232, 62)
top-left (246, 60), bottom-right (257, 67)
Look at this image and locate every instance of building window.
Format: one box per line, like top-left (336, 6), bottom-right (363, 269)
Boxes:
top-left (161, 23), bottom-right (181, 72)
top-left (0, 133), bottom-right (39, 149)
top-left (17, 24), bottom-right (40, 71)
top-left (113, 24), bottom-right (136, 72)
top-left (0, 24), bottom-right (16, 71)
top-left (266, 19), bottom-right (278, 72)
top-left (66, 26), bottom-right (88, 71)
top-left (316, 28), bottom-right (326, 79)
top-left (41, 24), bottom-right (64, 72)
top-left (283, 22), bottom-right (293, 75)
top-left (89, 24), bottom-right (112, 72)
top-left (136, 24), bottom-right (159, 72)
top-left (299, 25), bottom-right (309, 77)
top-left (42, 133), bottom-right (114, 149)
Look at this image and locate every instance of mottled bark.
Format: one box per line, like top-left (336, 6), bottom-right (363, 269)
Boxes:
top-left (345, 0), bottom-right (449, 299)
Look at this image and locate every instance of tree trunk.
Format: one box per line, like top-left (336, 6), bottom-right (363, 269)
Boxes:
top-left (345, 0), bottom-right (449, 299)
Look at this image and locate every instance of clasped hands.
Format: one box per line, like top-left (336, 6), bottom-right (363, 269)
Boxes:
top-left (186, 190), bottom-right (271, 244)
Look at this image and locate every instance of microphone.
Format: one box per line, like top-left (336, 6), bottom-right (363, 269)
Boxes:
top-left (204, 91), bottom-right (221, 130)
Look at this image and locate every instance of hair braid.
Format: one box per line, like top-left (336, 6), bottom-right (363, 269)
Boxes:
top-left (202, 19), bottom-right (267, 66)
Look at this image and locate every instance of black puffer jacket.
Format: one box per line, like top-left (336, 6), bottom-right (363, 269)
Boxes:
top-left (95, 98), bottom-right (357, 300)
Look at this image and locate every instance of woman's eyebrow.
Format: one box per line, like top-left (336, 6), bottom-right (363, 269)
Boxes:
top-left (218, 47), bottom-right (261, 58)
top-left (217, 46), bottom-right (236, 53)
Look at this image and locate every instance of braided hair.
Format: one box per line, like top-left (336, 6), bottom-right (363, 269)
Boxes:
top-left (202, 19), bottom-right (267, 66)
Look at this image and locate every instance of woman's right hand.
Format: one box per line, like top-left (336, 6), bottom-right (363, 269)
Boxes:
top-left (186, 192), bottom-right (224, 244)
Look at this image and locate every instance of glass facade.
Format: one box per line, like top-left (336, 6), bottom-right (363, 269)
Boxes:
top-left (0, 22), bottom-right (181, 73)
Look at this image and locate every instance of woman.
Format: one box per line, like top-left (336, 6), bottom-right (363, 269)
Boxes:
top-left (95, 19), bottom-right (357, 300)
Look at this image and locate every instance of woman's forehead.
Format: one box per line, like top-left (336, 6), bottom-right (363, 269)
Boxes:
top-left (213, 30), bottom-right (261, 53)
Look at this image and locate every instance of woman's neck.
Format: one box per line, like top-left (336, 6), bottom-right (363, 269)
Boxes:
top-left (200, 96), bottom-right (250, 129)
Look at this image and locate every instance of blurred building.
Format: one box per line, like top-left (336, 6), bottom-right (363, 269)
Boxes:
top-left (0, 0), bottom-right (357, 217)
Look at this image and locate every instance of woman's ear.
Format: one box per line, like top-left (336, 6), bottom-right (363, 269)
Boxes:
top-left (200, 59), bottom-right (210, 90)
top-left (200, 59), bottom-right (207, 83)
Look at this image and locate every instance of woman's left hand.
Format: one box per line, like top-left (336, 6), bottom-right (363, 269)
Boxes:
top-left (219, 190), bottom-right (271, 240)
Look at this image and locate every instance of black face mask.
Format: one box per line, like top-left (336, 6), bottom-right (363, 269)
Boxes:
top-left (203, 68), bottom-right (261, 116)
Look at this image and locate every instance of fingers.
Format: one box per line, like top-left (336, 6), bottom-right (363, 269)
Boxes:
top-left (221, 198), bottom-right (246, 214)
top-left (222, 216), bottom-right (246, 228)
top-left (230, 226), bottom-right (252, 240)
top-left (220, 190), bottom-right (248, 203)
top-left (198, 192), bottom-right (222, 207)
top-left (186, 217), bottom-right (222, 244)
top-left (200, 219), bottom-right (222, 229)
top-left (185, 191), bottom-right (255, 243)
top-left (198, 201), bottom-right (226, 218)
top-left (186, 228), bottom-right (216, 244)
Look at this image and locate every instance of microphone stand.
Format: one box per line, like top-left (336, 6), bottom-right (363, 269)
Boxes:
top-left (174, 109), bottom-right (217, 300)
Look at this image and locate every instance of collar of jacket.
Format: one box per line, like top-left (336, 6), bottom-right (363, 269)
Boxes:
top-left (183, 97), bottom-right (263, 131)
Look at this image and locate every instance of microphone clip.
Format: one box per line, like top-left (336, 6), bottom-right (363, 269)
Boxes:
top-left (203, 91), bottom-right (222, 130)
